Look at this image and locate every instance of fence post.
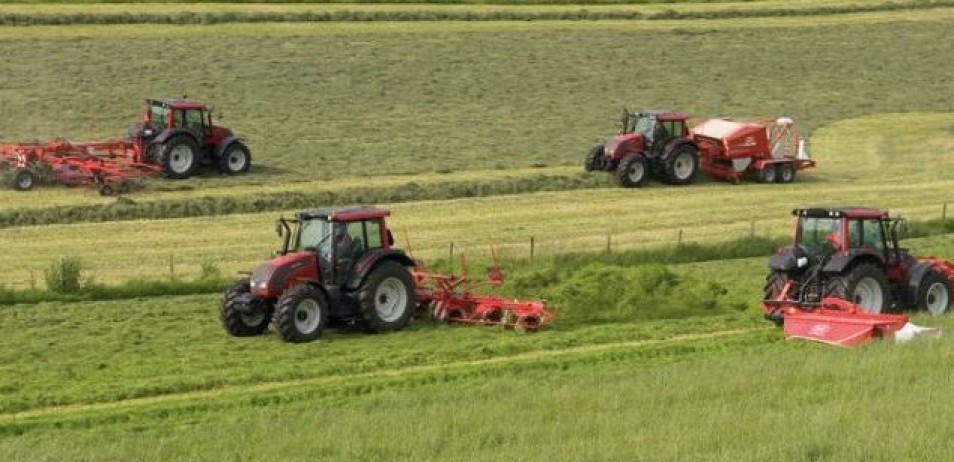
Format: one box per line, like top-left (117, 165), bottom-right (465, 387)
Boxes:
top-left (750, 221), bottom-right (756, 238)
top-left (677, 229), bottom-right (683, 247)
top-left (606, 233), bottom-right (612, 253)
top-left (530, 236), bottom-right (535, 264)
top-left (449, 242), bottom-right (454, 261)
top-left (943, 203), bottom-right (948, 220)
top-left (169, 253), bottom-right (175, 278)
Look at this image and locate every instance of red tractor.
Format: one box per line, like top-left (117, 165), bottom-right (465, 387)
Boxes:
top-left (763, 207), bottom-right (954, 322)
top-left (129, 98), bottom-right (251, 179)
top-left (220, 206), bottom-right (417, 343)
top-left (585, 111), bottom-right (700, 187)
top-left (585, 110), bottom-right (814, 187)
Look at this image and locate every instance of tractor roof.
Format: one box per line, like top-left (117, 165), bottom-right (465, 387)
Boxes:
top-left (638, 111), bottom-right (689, 121)
top-left (148, 99), bottom-right (208, 110)
top-left (793, 207), bottom-right (889, 220)
top-left (297, 205), bottom-right (390, 222)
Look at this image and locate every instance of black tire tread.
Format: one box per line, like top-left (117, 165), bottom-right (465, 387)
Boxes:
top-left (357, 260), bottom-right (415, 333)
top-left (274, 284), bottom-right (328, 343)
top-left (220, 280), bottom-right (270, 337)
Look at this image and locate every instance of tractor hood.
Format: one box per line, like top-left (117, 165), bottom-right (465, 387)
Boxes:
top-left (603, 133), bottom-right (644, 161)
top-left (249, 251), bottom-right (316, 298)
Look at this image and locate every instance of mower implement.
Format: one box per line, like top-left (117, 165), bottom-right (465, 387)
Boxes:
top-left (761, 207), bottom-right (950, 346)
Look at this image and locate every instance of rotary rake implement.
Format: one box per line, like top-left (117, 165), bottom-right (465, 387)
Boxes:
top-left (0, 139), bottom-right (157, 195)
top-left (412, 250), bottom-right (553, 332)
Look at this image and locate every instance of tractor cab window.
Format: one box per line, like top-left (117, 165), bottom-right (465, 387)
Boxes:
top-left (294, 218), bottom-right (332, 252)
top-left (632, 115), bottom-right (654, 136)
top-left (364, 220), bottom-right (383, 249)
top-left (663, 120), bottom-right (684, 138)
top-left (797, 217), bottom-right (841, 253)
top-left (183, 109), bottom-right (205, 132)
top-left (149, 105), bottom-right (169, 132)
top-left (862, 219), bottom-right (886, 252)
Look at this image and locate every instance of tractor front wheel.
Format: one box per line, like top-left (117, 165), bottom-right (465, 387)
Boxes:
top-left (220, 280), bottom-right (270, 337)
top-left (584, 144), bottom-right (604, 172)
top-left (218, 141), bottom-right (252, 175)
top-left (916, 271), bottom-right (952, 315)
top-left (275, 284), bottom-right (328, 343)
top-left (358, 261), bottom-right (415, 333)
top-left (11, 168), bottom-right (35, 191)
top-left (663, 144), bottom-right (699, 185)
top-left (763, 271), bottom-right (788, 300)
top-left (616, 154), bottom-right (649, 188)
top-left (824, 263), bottom-right (891, 313)
top-left (160, 135), bottom-right (199, 180)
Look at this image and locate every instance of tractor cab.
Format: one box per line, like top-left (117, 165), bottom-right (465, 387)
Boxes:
top-left (793, 208), bottom-right (907, 266)
top-left (142, 99), bottom-right (232, 146)
top-left (621, 112), bottom-right (688, 152)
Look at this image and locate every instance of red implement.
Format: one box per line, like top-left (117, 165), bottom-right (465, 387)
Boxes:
top-left (412, 252), bottom-right (553, 332)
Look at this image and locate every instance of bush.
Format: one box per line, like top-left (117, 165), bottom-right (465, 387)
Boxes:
top-left (44, 256), bottom-right (83, 294)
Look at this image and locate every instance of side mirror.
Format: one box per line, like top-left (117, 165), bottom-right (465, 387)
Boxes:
top-left (891, 218), bottom-right (908, 240)
top-left (386, 229), bottom-right (395, 246)
top-left (275, 219), bottom-right (283, 237)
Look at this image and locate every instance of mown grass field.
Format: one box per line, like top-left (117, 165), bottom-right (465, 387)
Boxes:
top-left (2, 3), bottom-right (954, 461)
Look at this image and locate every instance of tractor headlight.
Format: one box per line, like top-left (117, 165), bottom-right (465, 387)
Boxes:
top-left (142, 128), bottom-right (154, 137)
top-left (796, 257), bottom-right (808, 268)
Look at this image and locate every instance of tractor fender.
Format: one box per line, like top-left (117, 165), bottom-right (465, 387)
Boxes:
top-left (768, 245), bottom-right (810, 273)
top-left (658, 138), bottom-right (694, 160)
top-left (901, 261), bottom-right (936, 307)
top-left (213, 136), bottom-right (245, 159)
top-left (345, 249), bottom-right (416, 291)
top-left (152, 129), bottom-right (198, 147)
top-left (822, 252), bottom-right (884, 275)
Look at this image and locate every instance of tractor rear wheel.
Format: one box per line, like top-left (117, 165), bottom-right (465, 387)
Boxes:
top-left (357, 261), bottom-right (415, 333)
top-left (616, 154), bottom-right (649, 188)
top-left (220, 280), bottom-right (270, 337)
top-left (777, 163), bottom-right (796, 183)
top-left (584, 144), bottom-right (604, 172)
top-left (662, 144), bottom-right (699, 185)
top-left (11, 168), bottom-right (35, 191)
top-left (824, 263), bottom-right (891, 313)
top-left (160, 135), bottom-right (199, 180)
top-left (218, 141), bottom-right (252, 174)
top-left (916, 271), bottom-right (952, 315)
top-left (275, 284), bottom-right (328, 343)
top-left (758, 165), bottom-right (777, 183)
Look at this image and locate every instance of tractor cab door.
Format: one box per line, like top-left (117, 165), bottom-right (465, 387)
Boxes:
top-left (647, 119), bottom-right (682, 157)
top-left (175, 108), bottom-right (208, 143)
top-left (327, 220), bottom-right (382, 285)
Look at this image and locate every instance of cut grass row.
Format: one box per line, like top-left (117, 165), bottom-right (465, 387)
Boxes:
top-left (2, 0), bottom-right (950, 25)
top-left (0, 13), bottom-right (951, 188)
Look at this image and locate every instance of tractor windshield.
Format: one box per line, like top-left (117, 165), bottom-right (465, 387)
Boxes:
top-left (796, 217), bottom-right (841, 254)
top-left (293, 218), bottom-right (332, 252)
top-left (148, 104), bottom-right (169, 132)
top-left (624, 114), bottom-right (655, 136)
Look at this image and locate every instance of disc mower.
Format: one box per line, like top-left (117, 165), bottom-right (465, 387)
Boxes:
top-left (761, 207), bottom-right (951, 346)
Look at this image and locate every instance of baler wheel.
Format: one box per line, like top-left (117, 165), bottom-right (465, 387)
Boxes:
top-left (160, 135), bottom-right (199, 180)
top-left (758, 165), bottom-right (777, 183)
top-left (584, 144), bottom-right (604, 172)
top-left (777, 163), bottom-right (796, 183)
top-left (11, 169), bottom-right (35, 191)
top-left (218, 141), bottom-right (252, 174)
top-left (663, 144), bottom-right (699, 185)
top-left (917, 271), bottom-right (952, 315)
top-left (275, 284), bottom-right (328, 343)
top-left (616, 154), bottom-right (649, 188)
top-left (824, 263), bottom-right (891, 313)
top-left (220, 280), bottom-right (270, 337)
top-left (358, 261), bottom-right (415, 333)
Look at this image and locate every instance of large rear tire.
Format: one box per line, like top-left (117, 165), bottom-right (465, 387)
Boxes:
top-left (275, 284), bottom-right (328, 343)
top-left (616, 154), bottom-right (649, 188)
top-left (160, 135), bottom-right (199, 180)
top-left (662, 143), bottom-right (699, 186)
top-left (218, 141), bottom-right (252, 174)
top-left (824, 263), bottom-right (891, 313)
top-left (584, 144), bottom-right (604, 172)
top-left (916, 271), bottom-right (952, 315)
top-left (358, 261), bottom-right (415, 333)
top-left (220, 280), bottom-right (270, 337)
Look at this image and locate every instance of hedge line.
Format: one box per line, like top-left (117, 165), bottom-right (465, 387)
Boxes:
top-left (0, 173), bottom-right (611, 228)
top-left (0, 1), bottom-right (950, 26)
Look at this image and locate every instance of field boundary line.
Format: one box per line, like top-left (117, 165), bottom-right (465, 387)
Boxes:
top-left (0, 326), bottom-right (769, 422)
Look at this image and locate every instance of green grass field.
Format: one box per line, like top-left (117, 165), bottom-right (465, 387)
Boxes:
top-left (2, 2), bottom-right (954, 461)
